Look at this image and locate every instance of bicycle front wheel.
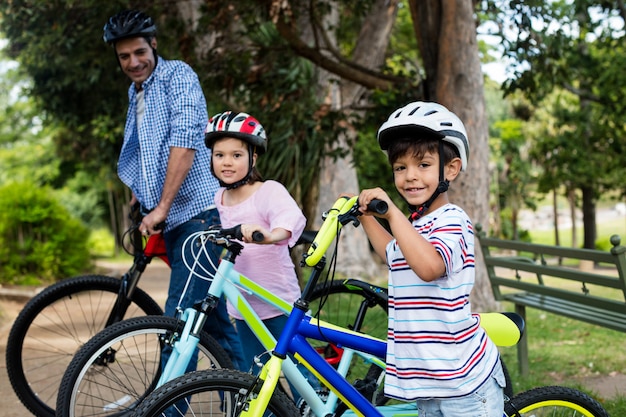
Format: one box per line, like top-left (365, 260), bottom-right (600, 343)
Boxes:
top-left (56, 315), bottom-right (233, 417)
top-left (5, 274), bottom-right (163, 417)
top-left (133, 368), bottom-right (301, 417)
top-left (505, 385), bottom-right (609, 417)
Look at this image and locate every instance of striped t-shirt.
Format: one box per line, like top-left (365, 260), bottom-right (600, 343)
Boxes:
top-left (384, 204), bottom-right (499, 400)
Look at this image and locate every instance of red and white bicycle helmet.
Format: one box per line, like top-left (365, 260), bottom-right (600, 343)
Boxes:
top-left (377, 101), bottom-right (469, 171)
top-left (205, 111), bottom-right (267, 155)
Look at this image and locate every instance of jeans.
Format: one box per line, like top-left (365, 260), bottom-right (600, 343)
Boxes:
top-left (163, 208), bottom-right (245, 372)
top-left (417, 359), bottom-right (506, 417)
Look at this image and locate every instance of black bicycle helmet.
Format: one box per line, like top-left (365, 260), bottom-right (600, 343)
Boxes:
top-left (103, 10), bottom-right (157, 44)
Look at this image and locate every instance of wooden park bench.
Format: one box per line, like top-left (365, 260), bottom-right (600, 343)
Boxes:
top-left (475, 223), bottom-right (626, 375)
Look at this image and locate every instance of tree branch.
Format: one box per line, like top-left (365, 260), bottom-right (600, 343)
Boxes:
top-left (271, 6), bottom-right (406, 91)
top-left (562, 82), bottom-right (602, 104)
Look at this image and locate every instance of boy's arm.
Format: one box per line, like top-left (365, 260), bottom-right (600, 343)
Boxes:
top-left (360, 215), bottom-right (393, 261)
top-left (386, 209), bottom-right (446, 282)
top-left (358, 187), bottom-right (446, 282)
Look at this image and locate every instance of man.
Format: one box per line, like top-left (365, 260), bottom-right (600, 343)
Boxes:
top-left (103, 9), bottom-right (244, 371)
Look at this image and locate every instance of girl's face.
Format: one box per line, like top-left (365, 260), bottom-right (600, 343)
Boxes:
top-left (212, 138), bottom-right (255, 185)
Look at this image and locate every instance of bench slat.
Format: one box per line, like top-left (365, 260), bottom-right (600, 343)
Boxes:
top-left (489, 276), bottom-right (626, 313)
top-left (502, 292), bottom-right (626, 333)
top-left (485, 256), bottom-right (624, 290)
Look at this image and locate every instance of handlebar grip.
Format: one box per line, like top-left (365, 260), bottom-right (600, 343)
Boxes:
top-left (367, 199), bottom-right (388, 214)
top-left (252, 231), bottom-right (264, 242)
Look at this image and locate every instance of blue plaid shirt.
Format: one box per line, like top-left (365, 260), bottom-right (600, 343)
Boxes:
top-left (117, 57), bottom-right (218, 232)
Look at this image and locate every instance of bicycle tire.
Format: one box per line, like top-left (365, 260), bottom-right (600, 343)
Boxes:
top-left (56, 315), bottom-right (233, 417)
top-left (132, 368), bottom-right (301, 417)
top-left (5, 274), bottom-right (163, 417)
top-left (504, 385), bottom-right (609, 417)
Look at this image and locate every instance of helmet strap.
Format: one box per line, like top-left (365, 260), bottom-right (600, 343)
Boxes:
top-left (409, 141), bottom-right (449, 221)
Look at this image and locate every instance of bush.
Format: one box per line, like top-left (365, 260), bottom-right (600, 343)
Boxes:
top-left (0, 182), bottom-right (92, 285)
top-left (88, 227), bottom-right (116, 258)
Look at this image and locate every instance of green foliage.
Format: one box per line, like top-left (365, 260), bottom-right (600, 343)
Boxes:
top-left (56, 171), bottom-right (108, 229)
top-left (88, 227), bottom-right (116, 258)
top-left (0, 182), bottom-right (92, 285)
top-left (493, 1), bottom-right (626, 191)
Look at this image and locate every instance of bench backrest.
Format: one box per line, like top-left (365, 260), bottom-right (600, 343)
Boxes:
top-left (475, 223), bottom-right (626, 314)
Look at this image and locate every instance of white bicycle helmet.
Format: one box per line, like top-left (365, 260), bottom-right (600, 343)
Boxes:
top-left (377, 101), bottom-right (469, 171)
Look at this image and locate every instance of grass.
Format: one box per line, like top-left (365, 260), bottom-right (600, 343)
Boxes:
top-left (499, 306), bottom-right (626, 414)
top-left (528, 216), bottom-right (626, 248)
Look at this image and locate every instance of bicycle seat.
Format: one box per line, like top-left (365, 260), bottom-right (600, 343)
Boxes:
top-left (478, 311), bottom-right (525, 347)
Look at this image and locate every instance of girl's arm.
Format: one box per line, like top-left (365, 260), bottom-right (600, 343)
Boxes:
top-left (240, 224), bottom-right (291, 244)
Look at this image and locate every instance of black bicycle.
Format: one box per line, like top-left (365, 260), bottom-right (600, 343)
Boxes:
top-left (6, 205), bottom-right (167, 417)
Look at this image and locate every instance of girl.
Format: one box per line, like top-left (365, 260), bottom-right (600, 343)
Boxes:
top-left (204, 111), bottom-right (307, 390)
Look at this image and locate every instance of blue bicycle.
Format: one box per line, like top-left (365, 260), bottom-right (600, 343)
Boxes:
top-left (129, 197), bottom-right (557, 417)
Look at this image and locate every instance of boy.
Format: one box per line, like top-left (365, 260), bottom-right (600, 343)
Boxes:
top-left (355, 101), bottom-right (505, 416)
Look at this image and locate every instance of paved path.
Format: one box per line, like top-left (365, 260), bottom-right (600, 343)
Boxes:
top-left (0, 259), bottom-right (170, 417)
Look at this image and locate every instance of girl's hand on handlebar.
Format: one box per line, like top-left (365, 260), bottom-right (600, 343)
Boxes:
top-left (239, 224), bottom-right (274, 244)
top-left (357, 188), bottom-right (393, 218)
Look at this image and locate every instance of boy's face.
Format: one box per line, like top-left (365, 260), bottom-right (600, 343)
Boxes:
top-left (392, 150), bottom-right (461, 210)
top-left (114, 36), bottom-right (157, 88)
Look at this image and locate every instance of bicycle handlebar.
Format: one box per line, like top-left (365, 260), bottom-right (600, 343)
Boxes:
top-left (204, 224), bottom-right (263, 244)
top-left (202, 197), bottom-right (386, 265)
top-left (303, 197), bottom-right (387, 267)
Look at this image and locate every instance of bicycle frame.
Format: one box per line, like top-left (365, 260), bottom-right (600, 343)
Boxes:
top-left (154, 225), bottom-right (382, 415)
top-left (232, 196), bottom-right (524, 417)
top-left (105, 226), bottom-right (168, 327)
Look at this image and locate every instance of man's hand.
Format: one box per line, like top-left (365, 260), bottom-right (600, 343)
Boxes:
top-left (141, 206), bottom-right (167, 235)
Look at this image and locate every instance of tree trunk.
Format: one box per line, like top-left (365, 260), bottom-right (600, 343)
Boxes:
top-left (568, 188), bottom-right (577, 248)
top-left (412, 0), bottom-right (496, 311)
top-left (553, 189), bottom-right (560, 246)
top-left (313, 0), bottom-right (398, 281)
top-left (581, 185), bottom-right (597, 250)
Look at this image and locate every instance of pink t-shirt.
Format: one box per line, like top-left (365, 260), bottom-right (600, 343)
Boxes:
top-left (214, 180), bottom-right (306, 320)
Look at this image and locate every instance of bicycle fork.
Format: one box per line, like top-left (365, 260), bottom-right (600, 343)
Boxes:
top-left (157, 296), bottom-right (217, 387)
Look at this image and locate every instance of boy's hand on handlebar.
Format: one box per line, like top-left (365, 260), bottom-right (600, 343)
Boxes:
top-left (357, 188), bottom-right (393, 218)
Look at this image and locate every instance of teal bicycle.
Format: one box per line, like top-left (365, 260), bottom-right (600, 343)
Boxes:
top-left (56, 200), bottom-right (391, 417)
top-left (131, 196), bottom-right (608, 417)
